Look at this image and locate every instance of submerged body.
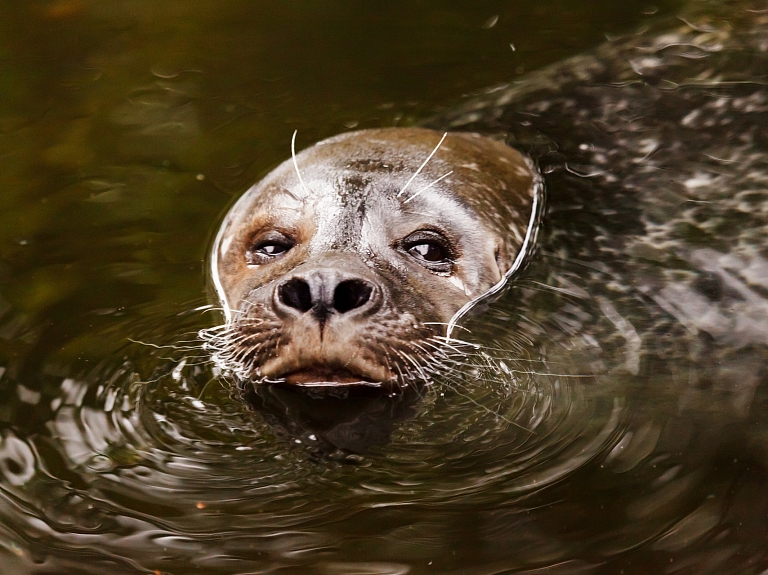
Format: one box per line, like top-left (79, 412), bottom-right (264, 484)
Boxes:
top-left (427, 2), bottom-right (768, 402)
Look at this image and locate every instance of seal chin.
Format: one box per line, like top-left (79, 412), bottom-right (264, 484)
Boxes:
top-left (282, 367), bottom-right (383, 388)
top-left (261, 355), bottom-right (394, 388)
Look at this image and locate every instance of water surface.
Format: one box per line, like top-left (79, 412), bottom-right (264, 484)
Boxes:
top-left (3, 1), bottom-right (768, 574)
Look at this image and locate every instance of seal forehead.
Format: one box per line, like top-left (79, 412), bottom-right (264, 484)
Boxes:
top-left (231, 128), bottom-right (533, 226)
top-left (301, 128), bottom-right (532, 199)
top-left (299, 128), bottom-right (536, 260)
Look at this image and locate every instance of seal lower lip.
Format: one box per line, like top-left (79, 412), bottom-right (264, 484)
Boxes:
top-left (283, 367), bottom-right (381, 387)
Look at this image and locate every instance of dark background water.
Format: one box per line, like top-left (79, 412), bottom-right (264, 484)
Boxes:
top-left (6, 1), bottom-right (768, 574)
top-left (0, 0), bottom-right (678, 374)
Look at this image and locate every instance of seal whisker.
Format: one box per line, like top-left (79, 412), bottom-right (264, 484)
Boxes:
top-left (391, 355), bottom-right (411, 389)
top-left (290, 129), bottom-right (311, 199)
top-left (423, 337), bottom-right (592, 382)
top-left (420, 334), bottom-right (510, 357)
top-left (421, 321), bottom-right (472, 334)
top-left (127, 338), bottom-right (195, 351)
top-left (399, 348), bottom-right (432, 384)
top-left (430, 335), bottom-right (481, 352)
top-left (397, 131), bottom-right (448, 197)
top-left (404, 170), bottom-right (453, 204)
top-left (393, 350), bottom-right (427, 398)
top-left (520, 279), bottom-right (589, 299)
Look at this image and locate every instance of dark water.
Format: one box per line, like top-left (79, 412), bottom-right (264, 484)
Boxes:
top-left (2, 1), bottom-right (768, 574)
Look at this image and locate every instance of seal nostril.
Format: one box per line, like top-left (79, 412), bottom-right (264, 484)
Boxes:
top-left (333, 279), bottom-right (373, 313)
top-left (279, 278), bottom-right (313, 313)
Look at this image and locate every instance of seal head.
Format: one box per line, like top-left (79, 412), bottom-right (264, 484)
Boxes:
top-left (206, 127), bottom-right (537, 388)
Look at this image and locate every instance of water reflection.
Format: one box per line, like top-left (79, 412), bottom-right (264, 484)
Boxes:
top-left (1, 0), bottom-right (768, 573)
top-left (0, 296), bottom-right (765, 570)
top-left (246, 384), bottom-right (420, 456)
top-left (0, 431), bottom-right (36, 487)
top-left (0, 289), bottom-right (632, 572)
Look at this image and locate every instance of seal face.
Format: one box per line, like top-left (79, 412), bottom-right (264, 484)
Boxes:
top-left (203, 127), bottom-right (537, 388)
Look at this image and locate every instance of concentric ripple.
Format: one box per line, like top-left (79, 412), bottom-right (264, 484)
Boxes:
top-left (0, 268), bottom-right (668, 574)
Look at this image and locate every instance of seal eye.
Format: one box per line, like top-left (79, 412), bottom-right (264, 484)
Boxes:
top-left (401, 230), bottom-right (455, 274)
top-left (257, 243), bottom-right (288, 256)
top-left (247, 231), bottom-right (294, 265)
top-left (409, 242), bottom-right (447, 262)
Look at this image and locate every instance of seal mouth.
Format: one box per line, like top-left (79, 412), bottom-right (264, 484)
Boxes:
top-left (281, 367), bottom-right (383, 388)
top-left (260, 350), bottom-right (393, 388)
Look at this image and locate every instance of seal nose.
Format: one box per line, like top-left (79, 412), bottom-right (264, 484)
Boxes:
top-left (277, 274), bottom-right (376, 317)
top-left (278, 278), bottom-right (313, 313)
top-left (333, 279), bottom-right (372, 313)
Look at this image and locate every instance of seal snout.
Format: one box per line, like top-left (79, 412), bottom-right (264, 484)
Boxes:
top-left (257, 267), bottom-right (391, 386)
top-left (274, 270), bottom-right (381, 324)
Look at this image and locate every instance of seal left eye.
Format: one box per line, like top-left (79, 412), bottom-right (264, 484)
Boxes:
top-left (256, 243), bottom-right (288, 256)
top-left (400, 229), bottom-right (455, 274)
top-left (247, 232), bottom-right (294, 264)
top-left (409, 242), bottom-right (447, 262)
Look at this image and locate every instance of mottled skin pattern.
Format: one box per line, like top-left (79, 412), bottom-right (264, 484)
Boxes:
top-left (428, 1), bottom-right (768, 420)
top-left (208, 128), bottom-right (536, 386)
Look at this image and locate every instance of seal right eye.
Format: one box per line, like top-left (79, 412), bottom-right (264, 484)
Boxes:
top-left (399, 229), bottom-right (456, 275)
top-left (246, 232), bottom-right (294, 265)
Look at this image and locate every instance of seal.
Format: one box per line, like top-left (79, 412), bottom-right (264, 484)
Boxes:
top-left (202, 127), bottom-right (540, 388)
